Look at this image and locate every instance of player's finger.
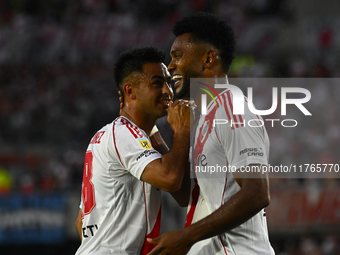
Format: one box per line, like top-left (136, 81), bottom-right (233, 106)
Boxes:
top-left (147, 244), bottom-right (163, 255)
top-left (172, 99), bottom-right (189, 107)
top-left (188, 100), bottom-right (197, 108)
top-left (147, 237), bottom-right (160, 244)
top-left (169, 101), bottom-right (173, 107)
top-left (171, 99), bottom-right (182, 107)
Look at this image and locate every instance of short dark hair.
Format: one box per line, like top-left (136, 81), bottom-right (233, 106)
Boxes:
top-left (113, 46), bottom-right (165, 92)
top-left (172, 12), bottom-right (236, 72)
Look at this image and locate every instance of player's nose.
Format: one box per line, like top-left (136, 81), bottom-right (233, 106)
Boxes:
top-left (167, 59), bottom-right (175, 74)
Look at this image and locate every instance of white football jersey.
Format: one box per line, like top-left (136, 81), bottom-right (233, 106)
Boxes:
top-left (75, 116), bottom-right (162, 255)
top-left (186, 89), bottom-right (275, 255)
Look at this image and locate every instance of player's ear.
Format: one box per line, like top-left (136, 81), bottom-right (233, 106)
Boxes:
top-left (203, 50), bottom-right (217, 68)
top-left (123, 83), bottom-right (137, 100)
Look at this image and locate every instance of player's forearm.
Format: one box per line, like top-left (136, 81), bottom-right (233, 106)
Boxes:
top-left (159, 131), bottom-right (190, 190)
top-left (150, 131), bottom-right (170, 155)
top-left (184, 176), bottom-right (270, 244)
top-left (170, 162), bottom-right (191, 207)
top-left (149, 129), bottom-right (190, 199)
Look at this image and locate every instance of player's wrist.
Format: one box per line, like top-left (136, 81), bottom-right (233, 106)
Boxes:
top-left (173, 125), bottom-right (190, 136)
top-left (181, 227), bottom-right (199, 247)
top-left (150, 125), bottom-right (159, 137)
top-left (173, 130), bottom-right (190, 145)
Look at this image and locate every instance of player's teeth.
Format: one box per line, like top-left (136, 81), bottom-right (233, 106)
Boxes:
top-left (172, 75), bottom-right (182, 80)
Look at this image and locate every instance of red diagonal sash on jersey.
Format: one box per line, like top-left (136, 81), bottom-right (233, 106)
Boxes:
top-left (185, 178), bottom-right (200, 228)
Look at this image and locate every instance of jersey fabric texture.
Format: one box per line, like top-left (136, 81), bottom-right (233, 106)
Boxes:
top-left (75, 116), bottom-right (162, 255)
top-left (186, 89), bottom-right (275, 255)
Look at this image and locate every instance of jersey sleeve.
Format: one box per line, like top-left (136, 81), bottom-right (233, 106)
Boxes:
top-left (113, 125), bottom-right (162, 179)
top-left (215, 107), bottom-right (269, 170)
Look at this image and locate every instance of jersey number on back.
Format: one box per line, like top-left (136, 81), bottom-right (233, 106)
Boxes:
top-left (82, 151), bottom-right (96, 215)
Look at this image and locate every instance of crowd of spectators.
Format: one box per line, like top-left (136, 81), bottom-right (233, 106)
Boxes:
top-left (0, 0), bottom-right (297, 192)
top-left (0, 0), bottom-right (339, 253)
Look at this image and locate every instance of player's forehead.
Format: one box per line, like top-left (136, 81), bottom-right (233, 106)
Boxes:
top-left (142, 62), bottom-right (171, 81)
top-left (170, 33), bottom-right (197, 55)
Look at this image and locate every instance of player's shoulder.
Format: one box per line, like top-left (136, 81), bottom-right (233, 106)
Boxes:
top-left (113, 116), bottom-right (146, 139)
top-left (217, 89), bottom-right (257, 117)
top-left (212, 89), bottom-right (232, 116)
top-left (218, 88), bottom-right (234, 104)
top-left (88, 122), bottom-right (113, 145)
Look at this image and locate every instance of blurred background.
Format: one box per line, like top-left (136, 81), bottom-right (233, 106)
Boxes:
top-left (0, 0), bottom-right (339, 254)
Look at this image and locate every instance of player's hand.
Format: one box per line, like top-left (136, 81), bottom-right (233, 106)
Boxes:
top-left (147, 230), bottom-right (193, 255)
top-left (167, 99), bottom-right (195, 134)
top-left (118, 91), bottom-right (124, 116)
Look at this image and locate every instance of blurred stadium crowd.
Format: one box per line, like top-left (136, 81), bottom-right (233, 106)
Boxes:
top-left (0, 0), bottom-right (340, 254)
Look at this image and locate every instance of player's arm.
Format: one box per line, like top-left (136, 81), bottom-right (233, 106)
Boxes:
top-left (149, 126), bottom-right (170, 155)
top-left (141, 100), bottom-right (192, 193)
top-left (149, 127), bottom-right (191, 207)
top-left (147, 165), bottom-right (270, 255)
top-left (75, 208), bottom-right (83, 241)
top-left (184, 166), bottom-right (269, 240)
top-left (168, 161), bottom-right (191, 207)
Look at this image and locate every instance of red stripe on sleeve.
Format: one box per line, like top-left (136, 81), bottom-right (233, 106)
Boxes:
top-left (226, 91), bottom-right (240, 128)
top-left (236, 114), bottom-right (245, 127)
top-left (112, 121), bottom-right (125, 168)
top-left (222, 93), bottom-right (234, 130)
top-left (133, 125), bottom-right (144, 138)
top-left (120, 118), bottom-right (139, 138)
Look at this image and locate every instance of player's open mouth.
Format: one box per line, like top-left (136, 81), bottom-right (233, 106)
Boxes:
top-left (172, 75), bottom-right (182, 88)
top-left (159, 100), bottom-right (171, 106)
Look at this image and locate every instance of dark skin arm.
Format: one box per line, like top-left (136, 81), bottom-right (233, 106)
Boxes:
top-left (149, 129), bottom-right (170, 155)
top-left (150, 130), bottom-right (191, 207)
top-left (169, 161), bottom-right (191, 207)
top-left (147, 165), bottom-right (270, 255)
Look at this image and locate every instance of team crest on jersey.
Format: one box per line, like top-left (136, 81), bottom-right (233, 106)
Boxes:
top-left (137, 138), bottom-right (151, 149)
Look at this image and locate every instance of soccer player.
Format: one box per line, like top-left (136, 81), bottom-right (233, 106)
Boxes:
top-left (74, 46), bottom-right (193, 254)
top-left (147, 12), bottom-right (275, 255)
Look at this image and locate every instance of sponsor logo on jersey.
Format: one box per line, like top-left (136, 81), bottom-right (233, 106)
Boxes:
top-left (83, 224), bottom-right (99, 238)
top-left (137, 138), bottom-right (151, 149)
top-left (136, 150), bottom-right (158, 161)
top-left (239, 148), bottom-right (264, 156)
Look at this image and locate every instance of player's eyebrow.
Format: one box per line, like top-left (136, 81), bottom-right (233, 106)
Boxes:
top-left (170, 49), bottom-right (182, 56)
top-left (151, 75), bottom-right (165, 80)
top-left (151, 75), bottom-right (171, 82)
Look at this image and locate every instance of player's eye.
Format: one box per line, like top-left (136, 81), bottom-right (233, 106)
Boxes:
top-left (154, 80), bottom-right (163, 86)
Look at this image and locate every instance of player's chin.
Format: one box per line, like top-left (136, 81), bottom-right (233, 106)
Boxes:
top-left (157, 106), bottom-right (169, 117)
top-left (175, 83), bottom-right (188, 99)
top-left (175, 83), bottom-right (183, 94)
